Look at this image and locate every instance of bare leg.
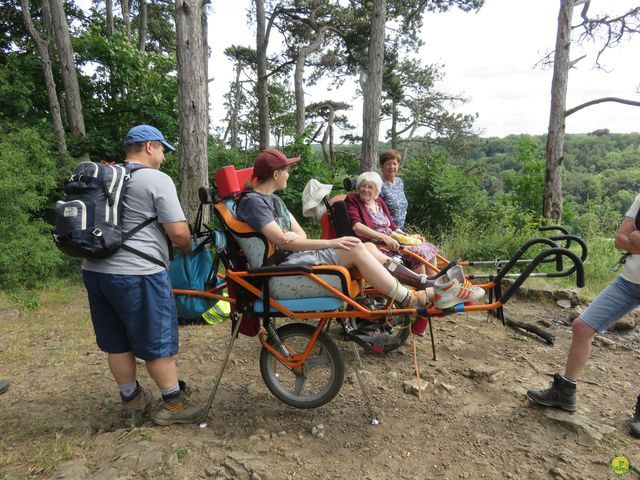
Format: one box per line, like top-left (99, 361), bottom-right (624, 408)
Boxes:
top-left (108, 352), bottom-right (136, 384)
top-left (564, 317), bottom-right (597, 381)
top-left (338, 242), bottom-right (398, 294)
top-left (145, 357), bottom-right (179, 389)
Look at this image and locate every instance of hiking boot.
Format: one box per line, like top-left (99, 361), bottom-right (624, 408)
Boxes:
top-left (0, 380), bottom-right (9, 395)
top-left (152, 390), bottom-right (202, 426)
top-left (122, 384), bottom-right (153, 427)
top-left (630, 395), bottom-right (640, 438)
top-left (433, 275), bottom-right (484, 309)
top-left (526, 373), bottom-right (577, 412)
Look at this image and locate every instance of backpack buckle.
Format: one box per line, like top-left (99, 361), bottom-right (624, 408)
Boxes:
top-left (92, 228), bottom-right (103, 238)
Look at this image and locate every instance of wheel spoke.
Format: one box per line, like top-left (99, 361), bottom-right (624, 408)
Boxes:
top-left (305, 354), bottom-right (330, 369)
top-left (293, 372), bottom-right (306, 396)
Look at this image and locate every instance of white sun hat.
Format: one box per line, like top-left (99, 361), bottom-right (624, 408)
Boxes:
top-left (302, 179), bottom-right (334, 220)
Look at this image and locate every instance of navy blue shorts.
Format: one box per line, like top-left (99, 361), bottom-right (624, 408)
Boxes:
top-left (83, 270), bottom-right (179, 360)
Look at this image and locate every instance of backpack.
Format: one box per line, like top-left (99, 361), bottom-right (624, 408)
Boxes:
top-left (169, 243), bottom-right (226, 321)
top-left (53, 161), bottom-right (165, 267)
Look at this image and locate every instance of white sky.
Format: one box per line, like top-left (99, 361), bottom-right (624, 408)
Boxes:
top-left (207, 0), bottom-right (640, 138)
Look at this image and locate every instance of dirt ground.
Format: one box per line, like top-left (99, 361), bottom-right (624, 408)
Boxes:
top-left (2, 285), bottom-right (640, 480)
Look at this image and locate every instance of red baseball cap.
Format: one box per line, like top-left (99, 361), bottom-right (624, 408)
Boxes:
top-left (253, 149), bottom-right (301, 179)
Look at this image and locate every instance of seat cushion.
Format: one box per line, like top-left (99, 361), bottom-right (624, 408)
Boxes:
top-left (253, 296), bottom-right (345, 313)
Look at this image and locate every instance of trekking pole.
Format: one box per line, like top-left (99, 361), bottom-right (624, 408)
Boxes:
top-left (198, 314), bottom-right (243, 429)
top-left (351, 342), bottom-right (379, 426)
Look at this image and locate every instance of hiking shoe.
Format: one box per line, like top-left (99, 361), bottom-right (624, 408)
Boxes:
top-left (0, 380), bottom-right (9, 395)
top-left (152, 391), bottom-right (202, 426)
top-left (433, 275), bottom-right (484, 309)
top-left (526, 373), bottom-right (577, 412)
top-left (630, 395), bottom-right (640, 438)
top-left (122, 385), bottom-right (153, 427)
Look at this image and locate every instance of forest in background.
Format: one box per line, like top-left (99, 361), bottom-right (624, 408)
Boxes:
top-left (1, 0), bottom-right (639, 300)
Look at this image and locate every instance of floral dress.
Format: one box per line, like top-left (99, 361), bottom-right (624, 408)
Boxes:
top-left (380, 177), bottom-right (408, 230)
top-left (365, 203), bottom-right (438, 270)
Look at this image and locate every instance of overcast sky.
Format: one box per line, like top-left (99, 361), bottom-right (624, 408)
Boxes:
top-left (207, 0), bottom-right (640, 139)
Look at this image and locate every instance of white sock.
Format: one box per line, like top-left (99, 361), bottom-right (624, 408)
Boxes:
top-left (387, 281), bottom-right (410, 304)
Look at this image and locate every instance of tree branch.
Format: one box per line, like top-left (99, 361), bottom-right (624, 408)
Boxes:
top-left (565, 97), bottom-right (640, 117)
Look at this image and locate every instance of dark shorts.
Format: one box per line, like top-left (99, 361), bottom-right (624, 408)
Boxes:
top-left (83, 270), bottom-right (179, 361)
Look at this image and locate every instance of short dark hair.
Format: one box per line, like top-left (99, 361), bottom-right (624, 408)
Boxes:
top-left (379, 149), bottom-right (401, 167)
top-left (125, 140), bottom-right (163, 154)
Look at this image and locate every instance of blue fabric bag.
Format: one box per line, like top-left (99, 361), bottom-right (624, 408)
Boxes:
top-left (169, 243), bottom-right (219, 320)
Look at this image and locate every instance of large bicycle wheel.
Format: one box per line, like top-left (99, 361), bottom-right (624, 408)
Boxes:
top-left (259, 322), bottom-right (344, 409)
top-left (345, 295), bottom-right (411, 353)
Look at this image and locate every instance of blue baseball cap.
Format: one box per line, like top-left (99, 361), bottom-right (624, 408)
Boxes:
top-left (124, 125), bottom-right (176, 152)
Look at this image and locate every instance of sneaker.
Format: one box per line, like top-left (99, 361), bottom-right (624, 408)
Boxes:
top-left (630, 395), bottom-right (640, 438)
top-left (122, 385), bottom-right (153, 427)
top-left (447, 265), bottom-right (466, 283)
top-left (152, 390), bottom-right (202, 426)
top-left (526, 373), bottom-right (577, 412)
top-left (433, 275), bottom-right (484, 309)
top-left (0, 380), bottom-right (9, 395)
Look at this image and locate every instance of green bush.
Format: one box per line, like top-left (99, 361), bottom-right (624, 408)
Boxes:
top-left (0, 127), bottom-right (68, 289)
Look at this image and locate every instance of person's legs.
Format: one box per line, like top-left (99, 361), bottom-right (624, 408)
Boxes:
top-left (108, 352), bottom-right (137, 384)
top-left (527, 276), bottom-right (640, 413)
top-left (338, 242), bottom-right (430, 306)
top-left (564, 318), bottom-right (597, 380)
top-left (145, 356), bottom-right (179, 389)
top-left (362, 243), bottom-right (432, 290)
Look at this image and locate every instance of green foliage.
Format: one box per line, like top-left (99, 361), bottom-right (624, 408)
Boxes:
top-left (0, 126), bottom-right (68, 289)
top-left (73, 24), bottom-right (178, 161)
top-left (500, 140), bottom-right (545, 215)
top-left (402, 152), bottom-right (484, 236)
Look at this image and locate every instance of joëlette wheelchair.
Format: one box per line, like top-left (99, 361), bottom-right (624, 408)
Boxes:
top-left (172, 166), bottom-right (586, 423)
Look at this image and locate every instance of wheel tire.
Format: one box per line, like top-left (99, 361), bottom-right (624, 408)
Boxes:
top-left (259, 322), bottom-right (345, 409)
top-left (347, 295), bottom-right (411, 353)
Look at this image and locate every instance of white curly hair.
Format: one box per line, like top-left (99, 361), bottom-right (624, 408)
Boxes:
top-left (356, 171), bottom-right (383, 197)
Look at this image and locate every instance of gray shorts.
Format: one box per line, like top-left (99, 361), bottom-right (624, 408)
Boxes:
top-left (581, 276), bottom-right (640, 333)
top-left (282, 248), bottom-right (346, 267)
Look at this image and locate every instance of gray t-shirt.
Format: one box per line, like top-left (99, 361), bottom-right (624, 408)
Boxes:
top-left (82, 164), bottom-right (186, 275)
top-left (236, 191), bottom-right (291, 232)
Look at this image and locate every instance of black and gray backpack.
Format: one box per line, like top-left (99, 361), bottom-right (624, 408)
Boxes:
top-left (53, 161), bottom-right (165, 267)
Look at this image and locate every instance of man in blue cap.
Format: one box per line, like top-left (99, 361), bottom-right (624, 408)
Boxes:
top-left (82, 125), bottom-right (201, 427)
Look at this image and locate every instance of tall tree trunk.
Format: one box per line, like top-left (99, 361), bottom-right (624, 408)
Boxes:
top-left (121, 0), bottom-right (131, 41)
top-left (390, 96), bottom-right (398, 150)
top-left (20, 0), bottom-right (67, 158)
top-left (229, 65), bottom-right (242, 148)
top-left (361, 0), bottom-right (386, 172)
top-left (294, 28), bottom-right (325, 136)
top-left (137, 0), bottom-right (147, 52)
top-left (106, 0), bottom-right (114, 36)
top-left (543, 0), bottom-right (574, 222)
top-left (47, 0), bottom-right (85, 137)
top-left (175, 0), bottom-right (209, 226)
top-left (256, 0), bottom-right (270, 149)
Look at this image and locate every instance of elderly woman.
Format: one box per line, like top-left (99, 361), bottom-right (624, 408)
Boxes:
top-left (378, 149), bottom-right (408, 230)
top-left (345, 171), bottom-right (439, 277)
